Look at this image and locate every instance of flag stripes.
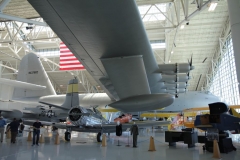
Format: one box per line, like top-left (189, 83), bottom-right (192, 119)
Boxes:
top-left (59, 42), bottom-right (85, 70)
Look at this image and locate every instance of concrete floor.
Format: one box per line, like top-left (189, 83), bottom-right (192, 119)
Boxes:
top-left (0, 128), bottom-right (240, 160)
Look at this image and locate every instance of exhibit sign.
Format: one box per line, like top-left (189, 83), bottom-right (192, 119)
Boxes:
top-left (207, 128), bottom-right (219, 141)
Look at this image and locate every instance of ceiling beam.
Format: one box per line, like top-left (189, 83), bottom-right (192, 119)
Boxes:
top-left (0, 63), bottom-right (17, 72)
top-left (136, 0), bottom-right (174, 6)
top-left (0, 0), bottom-right (11, 12)
top-left (0, 13), bottom-right (47, 26)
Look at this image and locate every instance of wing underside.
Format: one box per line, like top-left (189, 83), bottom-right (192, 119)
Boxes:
top-left (27, 0), bottom-right (164, 98)
top-left (28, 0), bottom-right (176, 112)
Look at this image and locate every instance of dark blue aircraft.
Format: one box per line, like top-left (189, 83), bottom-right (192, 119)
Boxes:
top-left (194, 102), bottom-right (240, 133)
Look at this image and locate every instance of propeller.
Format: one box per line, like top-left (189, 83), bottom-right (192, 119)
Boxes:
top-left (188, 54), bottom-right (194, 71)
top-left (175, 63), bottom-right (178, 73)
top-left (175, 89), bottom-right (179, 98)
top-left (185, 54), bottom-right (194, 94)
top-left (69, 113), bottom-right (91, 116)
top-left (179, 112), bottom-right (184, 116)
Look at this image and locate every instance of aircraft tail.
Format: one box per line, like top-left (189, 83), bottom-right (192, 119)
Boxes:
top-left (61, 78), bottom-right (79, 108)
top-left (13, 53), bottom-right (56, 99)
top-left (39, 78), bottom-right (79, 109)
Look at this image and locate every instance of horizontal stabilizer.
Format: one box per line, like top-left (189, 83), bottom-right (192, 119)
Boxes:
top-left (0, 108), bottom-right (12, 112)
top-left (39, 101), bottom-right (69, 111)
top-left (0, 78), bottom-right (46, 90)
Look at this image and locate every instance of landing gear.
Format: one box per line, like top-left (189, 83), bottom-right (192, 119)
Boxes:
top-left (97, 132), bottom-right (102, 142)
top-left (65, 131), bottom-right (71, 141)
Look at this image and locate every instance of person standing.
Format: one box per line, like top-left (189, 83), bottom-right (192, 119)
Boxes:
top-left (32, 119), bottom-right (43, 146)
top-left (18, 122), bottom-right (25, 137)
top-left (7, 118), bottom-right (20, 143)
top-left (130, 122), bottom-right (139, 148)
top-left (0, 116), bottom-right (6, 143)
top-left (116, 121), bottom-right (122, 146)
top-left (116, 121), bottom-right (122, 136)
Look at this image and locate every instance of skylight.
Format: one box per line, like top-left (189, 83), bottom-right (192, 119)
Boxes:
top-left (138, 4), bottom-right (166, 22)
top-left (150, 40), bottom-right (166, 49)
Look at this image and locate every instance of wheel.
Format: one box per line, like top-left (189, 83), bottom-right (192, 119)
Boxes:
top-left (97, 132), bottom-right (102, 142)
top-left (65, 132), bottom-right (71, 141)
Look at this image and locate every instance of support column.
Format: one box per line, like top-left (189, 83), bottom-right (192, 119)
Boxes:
top-left (227, 0), bottom-right (240, 94)
top-left (0, 61), bottom-right (2, 78)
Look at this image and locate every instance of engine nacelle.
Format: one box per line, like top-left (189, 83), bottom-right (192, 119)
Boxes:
top-left (68, 106), bottom-right (103, 126)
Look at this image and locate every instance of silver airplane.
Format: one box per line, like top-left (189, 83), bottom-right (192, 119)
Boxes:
top-left (24, 77), bottom-right (173, 142)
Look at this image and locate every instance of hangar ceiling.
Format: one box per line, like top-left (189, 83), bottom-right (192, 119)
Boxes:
top-left (0, 0), bottom-right (230, 94)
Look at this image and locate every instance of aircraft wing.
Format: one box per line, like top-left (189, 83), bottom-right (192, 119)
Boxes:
top-left (28, 0), bottom-right (175, 112)
top-left (0, 78), bottom-right (46, 90)
top-left (23, 120), bottom-right (170, 133)
top-left (101, 121), bottom-right (171, 133)
top-left (183, 105), bottom-right (240, 112)
top-left (0, 97), bottom-right (42, 106)
top-left (183, 107), bottom-right (210, 112)
top-left (140, 112), bottom-right (196, 118)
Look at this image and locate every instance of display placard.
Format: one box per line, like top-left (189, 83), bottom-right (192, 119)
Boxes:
top-left (207, 128), bottom-right (219, 141)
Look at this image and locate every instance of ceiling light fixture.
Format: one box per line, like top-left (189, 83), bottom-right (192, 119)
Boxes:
top-left (208, 2), bottom-right (217, 12)
top-left (150, 43), bottom-right (166, 49)
top-left (171, 51), bottom-right (174, 54)
top-left (169, 60), bottom-right (171, 63)
top-left (180, 25), bottom-right (184, 29)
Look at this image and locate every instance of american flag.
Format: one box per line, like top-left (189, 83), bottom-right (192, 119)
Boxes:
top-left (59, 42), bottom-right (85, 71)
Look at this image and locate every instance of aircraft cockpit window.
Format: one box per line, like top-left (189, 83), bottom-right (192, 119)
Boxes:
top-left (87, 109), bottom-right (93, 113)
top-left (93, 108), bottom-right (101, 114)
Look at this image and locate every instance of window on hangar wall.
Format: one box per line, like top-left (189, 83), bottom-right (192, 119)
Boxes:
top-left (210, 34), bottom-right (240, 113)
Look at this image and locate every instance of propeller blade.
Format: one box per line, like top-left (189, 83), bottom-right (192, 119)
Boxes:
top-left (190, 54), bottom-right (193, 66)
top-left (69, 113), bottom-right (91, 116)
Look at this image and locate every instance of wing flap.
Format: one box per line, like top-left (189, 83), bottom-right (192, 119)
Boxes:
top-left (101, 55), bottom-right (150, 99)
